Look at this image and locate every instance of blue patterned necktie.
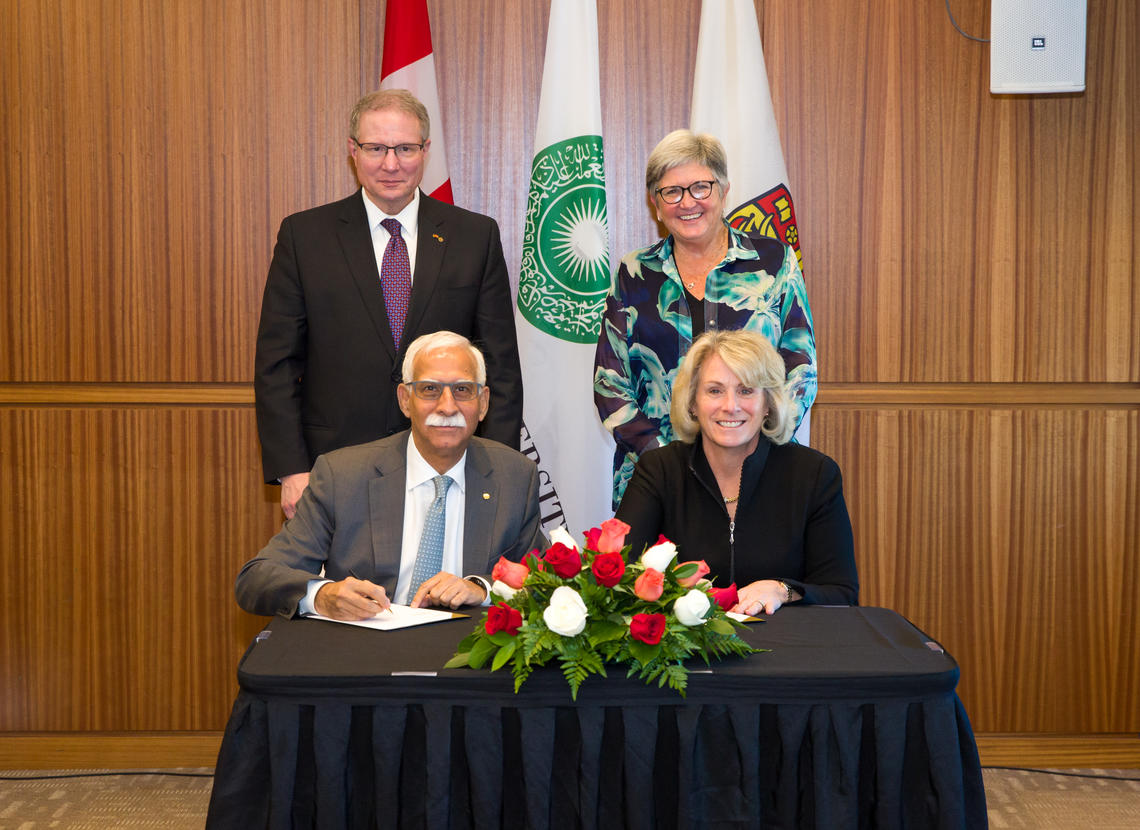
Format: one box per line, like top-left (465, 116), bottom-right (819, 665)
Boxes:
top-left (379, 217), bottom-right (411, 347)
top-left (408, 475), bottom-right (453, 598)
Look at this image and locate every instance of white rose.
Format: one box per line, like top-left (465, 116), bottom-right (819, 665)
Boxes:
top-left (674, 589), bottom-right (712, 626)
top-left (543, 587), bottom-right (588, 636)
top-left (491, 580), bottom-right (517, 600)
top-left (548, 525), bottom-right (580, 551)
top-left (641, 539), bottom-right (678, 572)
top-left (548, 585), bottom-right (587, 612)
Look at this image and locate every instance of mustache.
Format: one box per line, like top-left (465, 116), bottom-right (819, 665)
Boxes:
top-left (425, 412), bottom-right (467, 428)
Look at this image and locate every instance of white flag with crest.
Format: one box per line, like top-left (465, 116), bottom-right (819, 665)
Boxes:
top-left (515, 0), bottom-right (615, 536)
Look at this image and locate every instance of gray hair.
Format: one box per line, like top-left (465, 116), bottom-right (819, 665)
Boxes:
top-left (645, 129), bottom-right (729, 193)
top-left (401, 331), bottom-right (487, 385)
top-left (349, 89), bottom-right (430, 141)
top-left (670, 330), bottom-right (795, 446)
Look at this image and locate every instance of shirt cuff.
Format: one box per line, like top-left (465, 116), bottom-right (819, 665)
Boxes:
top-left (299, 578), bottom-right (332, 616)
top-left (464, 575), bottom-right (492, 606)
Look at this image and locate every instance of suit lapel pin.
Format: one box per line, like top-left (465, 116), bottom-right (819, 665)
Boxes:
top-left (482, 492), bottom-right (491, 500)
top-left (432, 233), bottom-right (444, 243)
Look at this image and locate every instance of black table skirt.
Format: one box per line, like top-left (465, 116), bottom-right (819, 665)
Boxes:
top-left (207, 607), bottom-right (987, 829)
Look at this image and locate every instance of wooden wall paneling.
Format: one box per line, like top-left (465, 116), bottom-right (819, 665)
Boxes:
top-left (912, 0), bottom-right (1003, 384)
top-left (1074, 408), bottom-right (1140, 729)
top-left (875, 0), bottom-right (999, 383)
top-left (762, 0), bottom-right (891, 383)
top-left (769, 0), bottom-right (1137, 384)
top-left (975, 735), bottom-right (1140, 769)
top-left (2, 0), bottom-right (78, 381)
top-left (812, 406), bottom-right (1140, 732)
top-left (0, 0), bottom-right (361, 383)
top-left (1090, 0), bottom-right (1139, 382)
top-left (0, 733), bottom-right (225, 770)
top-left (0, 407), bottom-right (275, 730)
top-left (595, 0), bottom-right (701, 271)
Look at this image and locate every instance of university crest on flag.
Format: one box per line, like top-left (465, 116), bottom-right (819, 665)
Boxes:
top-left (727, 183), bottom-right (804, 272)
top-left (517, 135), bottom-right (610, 345)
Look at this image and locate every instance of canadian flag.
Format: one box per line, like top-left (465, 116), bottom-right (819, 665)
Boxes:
top-left (380, 0), bottom-right (453, 203)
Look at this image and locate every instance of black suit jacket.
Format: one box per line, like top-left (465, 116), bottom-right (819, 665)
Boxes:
top-left (254, 190), bottom-right (523, 483)
top-left (615, 437), bottom-right (858, 606)
top-left (235, 432), bottom-right (545, 618)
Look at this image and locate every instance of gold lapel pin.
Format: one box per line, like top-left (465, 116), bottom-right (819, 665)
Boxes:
top-left (482, 492), bottom-right (491, 500)
top-left (432, 233), bottom-right (445, 243)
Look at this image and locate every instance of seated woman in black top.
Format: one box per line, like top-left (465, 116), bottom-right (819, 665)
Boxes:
top-left (615, 329), bottom-right (858, 616)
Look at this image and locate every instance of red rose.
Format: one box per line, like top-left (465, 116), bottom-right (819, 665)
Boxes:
top-left (543, 542), bottom-right (583, 578)
top-left (591, 552), bottom-right (626, 587)
top-left (594, 518), bottom-right (632, 554)
top-left (484, 603), bottom-right (523, 636)
top-left (584, 527), bottom-right (602, 550)
top-left (634, 568), bottom-right (665, 601)
top-left (710, 583), bottom-right (739, 612)
top-left (630, 613), bottom-right (666, 645)
top-left (491, 556), bottom-right (530, 589)
top-left (675, 559), bottom-right (710, 588)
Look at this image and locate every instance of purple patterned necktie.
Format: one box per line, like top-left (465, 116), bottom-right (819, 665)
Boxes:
top-left (379, 218), bottom-right (411, 347)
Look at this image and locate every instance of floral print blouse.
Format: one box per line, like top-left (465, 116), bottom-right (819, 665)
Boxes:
top-left (593, 224), bottom-right (816, 505)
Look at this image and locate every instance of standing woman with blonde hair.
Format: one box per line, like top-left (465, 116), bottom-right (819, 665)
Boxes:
top-left (594, 130), bottom-right (816, 508)
top-left (615, 330), bottom-right (856, 616)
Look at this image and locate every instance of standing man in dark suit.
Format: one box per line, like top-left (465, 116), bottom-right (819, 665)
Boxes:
top-left (237, 332), bottom-right (543, 620)
top-left (255, 89), bottom-right (523, 518)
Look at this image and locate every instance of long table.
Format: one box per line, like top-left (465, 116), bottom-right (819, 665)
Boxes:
top-left (206, 605), bottom-right (986, 829)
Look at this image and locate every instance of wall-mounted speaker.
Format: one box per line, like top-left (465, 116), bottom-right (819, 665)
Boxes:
top-left (990, 0), bottom-right (1087, 94)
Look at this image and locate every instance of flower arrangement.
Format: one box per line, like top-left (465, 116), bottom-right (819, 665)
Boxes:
top-left (444, 518), bottom-right (763, 699)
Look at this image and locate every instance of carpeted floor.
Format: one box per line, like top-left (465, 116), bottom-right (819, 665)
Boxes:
top-left (982, 767), bottom-right (1140, 829)
top-left (0, 769), bottom-right (214, 829)
top-left (1, 767), bottom-right (1138, 828)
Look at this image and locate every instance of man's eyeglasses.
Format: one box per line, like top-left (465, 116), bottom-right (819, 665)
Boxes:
top-left (352, 138), bottom-right (426, 160)
top-left (405, 380), bottom-right (483, 401)
top-left (655, 180), bottom-right (716, 204)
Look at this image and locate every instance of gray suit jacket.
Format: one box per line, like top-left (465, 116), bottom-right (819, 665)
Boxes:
top-left (236, 431), bottom-right (544, 617)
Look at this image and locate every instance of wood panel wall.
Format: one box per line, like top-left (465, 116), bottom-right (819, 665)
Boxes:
top-left (1, 0), bottom-right (1136, 748)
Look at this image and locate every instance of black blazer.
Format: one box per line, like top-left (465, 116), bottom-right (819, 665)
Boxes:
top-left (615, 437), bottom-right (858, 606)
top-left (254, 190), bottom-right (523, 483)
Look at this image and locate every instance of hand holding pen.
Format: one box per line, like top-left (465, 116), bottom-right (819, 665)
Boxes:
top-left (313, 573), bottom-right (392, 621)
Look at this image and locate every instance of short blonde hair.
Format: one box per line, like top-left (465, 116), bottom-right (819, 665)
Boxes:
top-left (401, 331), bottom-right (486, 385)
top-left (670, 330), bottom-right (795, 445)
top-left (350, 89), bottom-right (430, 141)
top-left (645, 129), bottom-right (729, 193)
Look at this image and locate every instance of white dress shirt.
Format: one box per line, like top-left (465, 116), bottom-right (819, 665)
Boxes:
top-left (299, 436), bottom-right (490, 614)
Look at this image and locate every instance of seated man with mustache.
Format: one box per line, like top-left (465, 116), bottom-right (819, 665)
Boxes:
top-left (236, 331), bottom-right (543, 619)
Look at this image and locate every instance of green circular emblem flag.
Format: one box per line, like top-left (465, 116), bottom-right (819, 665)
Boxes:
top-left (517, 135), bottom-right (610, 344)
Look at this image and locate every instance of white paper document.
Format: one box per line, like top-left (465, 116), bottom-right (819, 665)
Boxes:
top-left (305, 604), bottom-right (467, 631)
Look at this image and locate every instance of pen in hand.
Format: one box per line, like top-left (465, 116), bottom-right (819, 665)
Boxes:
top-left (348, 570), bottom-right (393, 616)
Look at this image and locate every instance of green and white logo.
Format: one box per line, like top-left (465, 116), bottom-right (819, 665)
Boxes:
top-left (517, 135), bottom-right (610, 344)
